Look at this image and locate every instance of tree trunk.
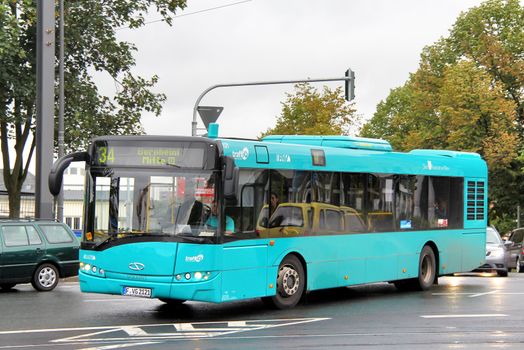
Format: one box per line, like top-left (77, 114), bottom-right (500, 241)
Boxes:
top-left (8, 187), bottom-right (21, 219)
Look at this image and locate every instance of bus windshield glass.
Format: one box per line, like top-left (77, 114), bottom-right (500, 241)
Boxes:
top-left (85, 168), bottom-right (218, 244)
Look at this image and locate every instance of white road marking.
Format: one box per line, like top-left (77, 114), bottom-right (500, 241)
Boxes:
top-left (421, 314), bottom-right (507, 319)
top-left (50, 318), bottom-right (330, 343)
top-left (433, 291), bottom-right (524, 297)
top-left (78, 342), bottom-right (160, 350)
top-left (121, 327), bottom-right (149, 336)
top-left (173, 323), bottom-right (195, 331)
top-left (432, 293), bottom-right (479, 296)
top-left (469, 291), bottom-right (498, 298)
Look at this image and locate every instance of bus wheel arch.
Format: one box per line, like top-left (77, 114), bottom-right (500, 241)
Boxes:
top-left (424, 241), bottom-right (440, 284)
top-left (395, 243), bottom-right (438, 291)
top-left (263, 253), bottom-right (307, 309)
top-left (416, 243), bottom-right (438, 290)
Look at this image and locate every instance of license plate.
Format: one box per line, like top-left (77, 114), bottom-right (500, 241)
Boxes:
top-left (122, 287), bottom-right (152, 298)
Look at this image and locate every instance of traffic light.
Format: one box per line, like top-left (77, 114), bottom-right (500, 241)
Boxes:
top-left (345, 69), bottom-right (355, 101)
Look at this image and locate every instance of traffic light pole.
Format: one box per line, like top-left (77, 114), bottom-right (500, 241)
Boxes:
top-left (191, 73), bottom-right (355, 136)
top-left (35, 0), bottom-right (55, 219)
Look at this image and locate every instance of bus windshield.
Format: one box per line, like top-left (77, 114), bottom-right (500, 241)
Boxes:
top-left (85, 168), bottom-right (218, 244)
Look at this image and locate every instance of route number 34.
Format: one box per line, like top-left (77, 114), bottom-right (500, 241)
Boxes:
top-left (98, 147), bottom-right (115, 164)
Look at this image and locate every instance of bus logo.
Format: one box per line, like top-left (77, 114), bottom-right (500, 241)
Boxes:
top-left (232, 147), bottom-right (249, 160)
top-left (128, 262), bottom-right (145, 271)
top-left (185, 254), bottom-right (204, 263)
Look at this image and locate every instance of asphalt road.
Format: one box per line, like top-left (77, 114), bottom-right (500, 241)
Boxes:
top-left (1, 273), bottom-right (524, 349)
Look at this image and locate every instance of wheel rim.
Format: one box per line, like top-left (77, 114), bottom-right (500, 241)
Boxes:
top-left (278, 265), bottom-right (300, 297)
top-left (38, 267), bottom-right (57, 288)
top-left (420, 254), bottom-right (433, 285)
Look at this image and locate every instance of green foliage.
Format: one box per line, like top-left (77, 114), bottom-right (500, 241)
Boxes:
top-left (261, 83), bottom-right (359, 138)
top-left (361, 0), bottom-right (524, 227)
top-left (0, 0), bottom-right (186, 217)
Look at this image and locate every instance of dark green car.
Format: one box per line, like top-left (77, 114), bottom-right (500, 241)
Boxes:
top-left (0, 220), bottom-right (80, 291)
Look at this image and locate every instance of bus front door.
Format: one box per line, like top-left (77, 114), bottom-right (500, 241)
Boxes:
top-left (221, 242), bottom-right (268, 301)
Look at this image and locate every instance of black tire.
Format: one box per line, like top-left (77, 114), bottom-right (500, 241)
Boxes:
top-left (263, 255), bottom-right (305, 309)
top-left (497, 269), bottom-right (508, 277)
top-left (159, 298), bottom-right (186, 305)
top-left (0, 283), bottom-right (16, 290)
top-left (395, 245), bottom-right (436, 291)
top-left (517, 257), bottom-right (524, 273)
top-left (31, 263), bottom-right (59, 291)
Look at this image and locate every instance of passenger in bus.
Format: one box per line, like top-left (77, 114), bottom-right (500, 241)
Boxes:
top-left (435, 199), bottom-right (448, 228)
top-left (435, 199), bottom-right (448, 219)
top-left (270, 192), bottom-right (280, 214)
top-left (206, 201), bottom-right (235, 235)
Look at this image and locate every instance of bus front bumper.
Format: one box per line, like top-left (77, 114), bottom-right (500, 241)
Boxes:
top-left (79, 270), bottom-right (222, 303)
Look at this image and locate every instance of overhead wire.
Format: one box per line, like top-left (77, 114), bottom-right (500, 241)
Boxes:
top-left (116, 0), bottom-right (253, 30)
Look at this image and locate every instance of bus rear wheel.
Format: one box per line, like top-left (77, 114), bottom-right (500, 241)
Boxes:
top-left (395, 245), bottom-right (436, 291)
top-left (263, 255), bottom-right (305, 309)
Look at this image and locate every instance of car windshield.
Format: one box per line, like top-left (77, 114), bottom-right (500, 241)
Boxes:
top-left (486, 227), bottom-right (502, 244)
top-left (86, 168), bottom-right (217, 244)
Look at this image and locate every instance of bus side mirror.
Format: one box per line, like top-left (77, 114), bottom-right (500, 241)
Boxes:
top-left (223, 156), bottom-right (239, 203)
top-left (49, 151), bottom-right (90, 196)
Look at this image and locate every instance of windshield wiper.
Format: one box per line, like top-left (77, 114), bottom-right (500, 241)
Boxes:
top-left (94, 232), bottom-right (119, 248)
top-left (165, 162), bottom-right (181, 168)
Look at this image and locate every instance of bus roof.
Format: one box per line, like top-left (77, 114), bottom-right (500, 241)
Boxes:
top-left (218, 136), bottom-right (487, 178)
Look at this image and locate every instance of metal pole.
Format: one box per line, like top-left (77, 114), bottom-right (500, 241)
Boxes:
top-left (35, 0), bottom-right (55, 220)
top-left (57, 0), bottom-right (65, 222)
top-left (191, 76), bottom-right (354, 136)
top-left (518, 205), bottom-right (520, 228)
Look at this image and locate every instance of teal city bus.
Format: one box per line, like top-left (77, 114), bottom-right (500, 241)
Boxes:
top-left (49, 124), bottom-right (487, 309)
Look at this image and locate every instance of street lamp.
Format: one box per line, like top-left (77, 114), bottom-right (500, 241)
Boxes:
top-left (191, 70), bottom-right (356, 136)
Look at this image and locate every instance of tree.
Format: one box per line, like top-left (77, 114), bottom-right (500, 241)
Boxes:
top-left (0, 0), bottom-right (186, 218)
top-left (361, 0), bottom-right (523, 230)
top-left (261, 83), bottom-right (359, 138)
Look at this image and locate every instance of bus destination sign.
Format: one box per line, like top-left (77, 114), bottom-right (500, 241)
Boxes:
top-left (93, 141), bottom-right (206, 168)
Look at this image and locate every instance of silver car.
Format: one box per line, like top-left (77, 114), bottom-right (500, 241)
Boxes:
top-left (504, 227), bottom-right (524, 273)
top-left (474, 226), bottom-right (509, 277)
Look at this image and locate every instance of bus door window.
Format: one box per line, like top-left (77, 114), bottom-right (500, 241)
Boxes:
top-left (265, 170), bottom-right (310, 237)
top-left (340, 173), bottom-right (367, 233)
top-left (367, 174), bottom-right (395, 232)
top-left (312, 172), bottom-right (340, 205)
top-left (396, 175), bottom-right (415, 231)
top-left (428, 176), bottom-right (463, 229)
top-left (410, 176), bottom-right (463, 230)
top-left (94, 176), bottom-right (110, 241)
top-left (108, 177), bottom-right (120, 232)
top-left (448, 178), bottom-right (464, 228)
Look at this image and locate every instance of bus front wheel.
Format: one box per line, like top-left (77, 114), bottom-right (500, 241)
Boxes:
top-left (263, 255), bottom-right (305, 309)
top-left (159, 298), bottom-right (186, 305)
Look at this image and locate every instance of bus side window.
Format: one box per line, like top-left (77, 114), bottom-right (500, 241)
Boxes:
top-left (226, 169), bottom-right (268, 240)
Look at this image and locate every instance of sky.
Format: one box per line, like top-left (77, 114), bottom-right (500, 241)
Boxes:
top-left (14, 0), bottom-right (489, 178)
top-left (105, 0), bottom-right (486, 139)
